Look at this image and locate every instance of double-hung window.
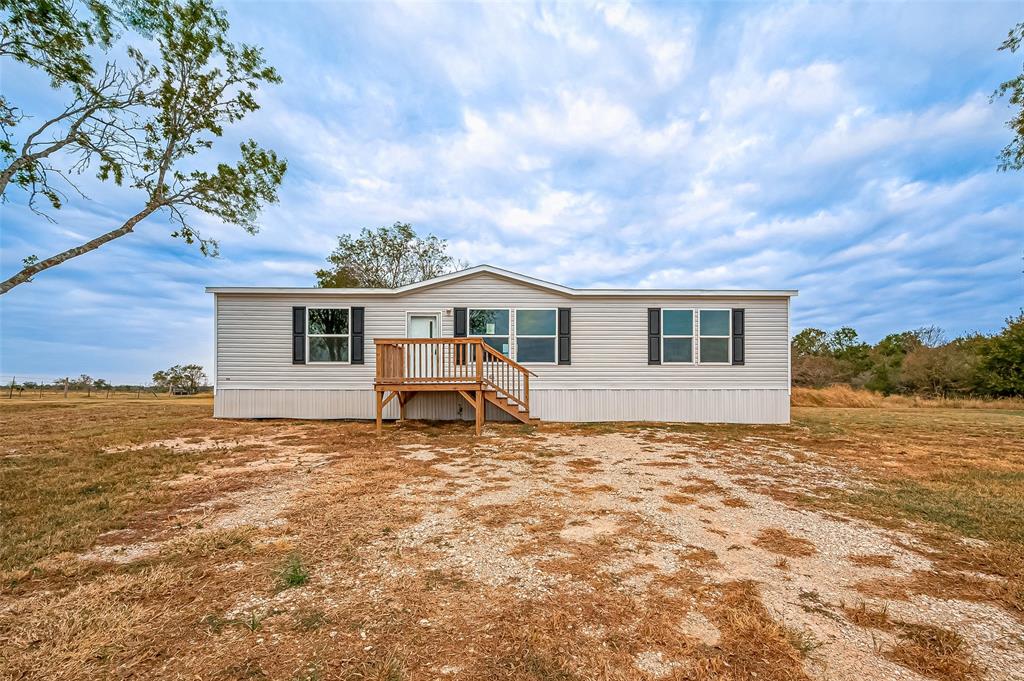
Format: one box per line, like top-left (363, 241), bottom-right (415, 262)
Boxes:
top-left (699, 309), bottom-right (731, 363)
top-left (307, 308), bottom-right (350, 362)
top-left (662, 309), bottom-right (694, 363)
top-left (469, 308), bottom-right (510, 355)
top-left (515, 309), bottom-right (557, 363)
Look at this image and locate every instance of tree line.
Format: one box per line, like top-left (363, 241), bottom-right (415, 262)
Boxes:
top-left (5, 364), bottom-right (207, 395)
top-left (792, 312), bottom-right (1024, 397)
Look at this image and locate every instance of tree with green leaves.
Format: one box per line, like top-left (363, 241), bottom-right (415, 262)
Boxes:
top-left (315, 222), bottom-right (467, 288)
top-left (790, 328), bottom-right (841, 387)
top-left (1, 0), bottom-right (122, 88)
top-left (791, 328), bottom-right (830, 357)
top-left (152, 363), bottom-right (206, 393)
top-left (865, 330), bottom-right (924, 394)
top-left (994, 22), bottom-right (1024, 171)
top-left (151, 368), bottom-right (169, 390)
top-left (0, 0), bottom-right (286, 294)
top-left (977, 312), bottom-right (1024, 396)
top-left (899, 340), bottom-right (979, 397)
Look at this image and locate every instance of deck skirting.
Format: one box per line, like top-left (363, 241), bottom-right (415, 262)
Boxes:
top-left (214, 388), bottom-right (789, 424)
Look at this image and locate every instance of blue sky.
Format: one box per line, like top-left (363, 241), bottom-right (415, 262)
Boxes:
top-left (1, 1), bottom-right (1023, 384)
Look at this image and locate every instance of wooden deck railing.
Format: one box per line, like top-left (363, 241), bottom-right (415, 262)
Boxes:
top-left (374, 337), bottom-right (534, 411)
top-left (480, 342), bottom-right (531, 411)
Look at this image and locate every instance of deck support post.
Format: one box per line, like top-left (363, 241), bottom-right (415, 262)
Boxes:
top-left (375, 390), bottom-right (383, 434)
top-left (475, 388), bottom-right (484, 436)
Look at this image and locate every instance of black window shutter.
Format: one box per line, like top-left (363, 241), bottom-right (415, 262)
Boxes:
top-left (454, 308), bottom-right (467, 337)
top-left (292, 307), bottom-right (306, 364)
top-left (648, 308), bottom-right (661, 365)
top-left (453, 307), bottom-right (467, 364)
top-left (351, 307), bottom-right (365, 364)
top-left (557, 308), bottom-right (571, 365)
top-left (732, 308), bottom-right (745, 366)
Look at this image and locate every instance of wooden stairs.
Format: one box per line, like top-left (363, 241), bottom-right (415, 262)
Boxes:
top-left (483, 389), bottom-right (539, 424)
top-left (374, 337), bottom-right (538, 434)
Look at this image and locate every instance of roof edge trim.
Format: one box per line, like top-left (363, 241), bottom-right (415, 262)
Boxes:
top-left (206, 264), bottom-right (798, 297)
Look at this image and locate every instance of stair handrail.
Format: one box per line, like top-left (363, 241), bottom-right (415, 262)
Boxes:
top-left (480, 342), bottom-right (535, 411)
top-left (479, 342), bottom-right (538, 377)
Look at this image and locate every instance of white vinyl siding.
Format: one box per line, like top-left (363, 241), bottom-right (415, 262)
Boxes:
top-left (214, 271), bottom-right (790, 392)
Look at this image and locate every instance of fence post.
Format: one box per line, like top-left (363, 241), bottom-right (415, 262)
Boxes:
top-left (64, 378), bottom-right (69, 399)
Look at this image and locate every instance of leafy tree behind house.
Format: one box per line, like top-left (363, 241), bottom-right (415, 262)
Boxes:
top-left (315, 222), bottom-right (467, 288)
top-left (0, 0), bottom-right (286, 294)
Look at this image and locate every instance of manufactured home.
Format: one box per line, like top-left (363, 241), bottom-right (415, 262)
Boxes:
top-left (207, 265), bottom-right (796, 431)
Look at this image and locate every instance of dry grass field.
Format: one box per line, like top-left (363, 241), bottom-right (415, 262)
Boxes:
top-left (1, 395), bottom-right (1022, 681)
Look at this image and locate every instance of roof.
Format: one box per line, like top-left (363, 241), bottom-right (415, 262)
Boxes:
top-left (205, 264), bottom-right (798, 298)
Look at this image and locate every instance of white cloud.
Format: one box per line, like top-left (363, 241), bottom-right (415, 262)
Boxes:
top-left (493, 188), bottom-right (608, 238)
top-left (598, 2), bottom-right (694, 86)
top-left (800, 96), bottom-right (996, 167)
top-left (714, 62), bottom-right (850, 119)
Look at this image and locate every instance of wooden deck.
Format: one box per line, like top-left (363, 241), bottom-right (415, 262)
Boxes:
top-left (374, 338), bottom-right (536, 435)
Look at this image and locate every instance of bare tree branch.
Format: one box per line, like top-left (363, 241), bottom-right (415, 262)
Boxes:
top-left (0, 63), bottom-right (150, 202)
top-left (0, 201), bottom-right (161, 293)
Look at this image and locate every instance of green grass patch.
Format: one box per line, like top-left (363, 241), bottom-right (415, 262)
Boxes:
top-left (846, 469), bottom-right (1024, 545)
top-left (276, 554), bottom-right (311, 590)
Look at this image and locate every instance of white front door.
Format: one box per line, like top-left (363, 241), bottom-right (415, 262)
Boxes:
top-left (407, 314), bottom-right (440, 378)
top-left (408, 314), bottom-right (438, 339)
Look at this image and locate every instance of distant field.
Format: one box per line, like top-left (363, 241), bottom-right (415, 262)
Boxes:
top-left (1, 395), bottom-right (1021, 680)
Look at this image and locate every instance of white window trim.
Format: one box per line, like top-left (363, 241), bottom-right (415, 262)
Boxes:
top-left (662, 308), bottom-right (695, 364)
top-left (514, 308), bottom-right (558, 365)
top-left (307, 306), bottom-right (352, 364)
top-left (467, 307), bottom-right (512, 356)
top-left (698, 308), bottom-right (732, 365)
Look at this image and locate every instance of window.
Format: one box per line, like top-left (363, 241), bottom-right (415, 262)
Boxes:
top-left (699, 309), bottom-right (731, 363)
top-left (662, 309), bottom-right (694, 363)
top-left (516, 309), bottom-right (557, 363)
top-left (469, 308), bottom-right (510, 355)
top-left (307, 308), bottom-right (350, 362)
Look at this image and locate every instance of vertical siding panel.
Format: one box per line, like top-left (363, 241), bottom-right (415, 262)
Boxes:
top-left (215, 388), bottom-right (788, 423)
